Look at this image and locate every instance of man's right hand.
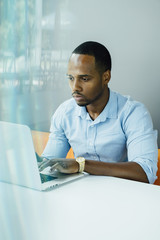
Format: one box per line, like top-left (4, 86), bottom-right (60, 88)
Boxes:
top-left (38, 158), bottom-right (79, 174)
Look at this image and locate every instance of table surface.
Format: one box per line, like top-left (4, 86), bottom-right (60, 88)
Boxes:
top-left (1, 175), bottom-right (160, 240)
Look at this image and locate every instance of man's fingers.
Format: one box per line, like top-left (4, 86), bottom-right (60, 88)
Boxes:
top-left (39, 158), bottom-right (72, 173)
top-left (50, 162), bottom-right (60, 172)
top-left (39, 159), bottom-right (51, 171)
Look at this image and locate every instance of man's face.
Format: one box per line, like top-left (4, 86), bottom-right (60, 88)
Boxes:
top-left (67, 54), bottom-right (109, 107)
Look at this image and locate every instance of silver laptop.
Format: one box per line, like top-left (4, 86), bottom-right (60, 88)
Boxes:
top-left (0, 121), bottom-right (86, 191)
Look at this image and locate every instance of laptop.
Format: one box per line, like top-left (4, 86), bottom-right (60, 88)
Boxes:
top-left (0, 121), bottom-right (86, 191)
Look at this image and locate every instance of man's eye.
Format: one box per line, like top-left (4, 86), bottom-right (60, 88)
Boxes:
top-left (67, 76), bottom-right (74, 81)
top-left (82, 77), bottom-right (89, 81)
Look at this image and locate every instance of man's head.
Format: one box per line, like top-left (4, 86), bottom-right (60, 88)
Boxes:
top-left (72, 41), bottom-right (111, 74)
top-left (67, 41), bottom-right (111, 107)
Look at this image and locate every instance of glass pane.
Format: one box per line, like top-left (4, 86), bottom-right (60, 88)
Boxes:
top-left (0, 0), bottom-right (71, 131)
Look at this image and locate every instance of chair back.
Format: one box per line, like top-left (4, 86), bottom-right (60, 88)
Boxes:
top-left (154, 149), bottom-right (160, 185)
top-left (31, 131), bottom-right (49, 155)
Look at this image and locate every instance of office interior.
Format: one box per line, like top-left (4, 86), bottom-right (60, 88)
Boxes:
top-left (0, 0), bottom-right (160, 146)
top-left (0, 2), bottom-right (160, 240)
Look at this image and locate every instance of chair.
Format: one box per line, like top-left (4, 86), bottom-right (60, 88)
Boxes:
top-left (66, 148), bottom-right (74, 159)
top-left (154, 149), bottom-right (160, 185)
top-left (31, 130), bottom-right (49, 155)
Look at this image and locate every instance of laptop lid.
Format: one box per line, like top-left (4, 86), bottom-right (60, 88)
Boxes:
top-left (0, 121), bottom-right (42, 190)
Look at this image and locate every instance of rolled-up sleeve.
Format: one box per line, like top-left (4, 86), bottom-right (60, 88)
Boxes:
top-left (124, 102), bottom-right (158, 183)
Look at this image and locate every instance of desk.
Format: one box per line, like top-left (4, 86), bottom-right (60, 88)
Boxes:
top-left (0, 176), bottom-right (160, 240)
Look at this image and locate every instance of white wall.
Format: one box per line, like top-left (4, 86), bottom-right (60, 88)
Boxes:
top-left (52, 0), bottom-right (160, 146)
top-left (4, 0), bottom-right (158, 146)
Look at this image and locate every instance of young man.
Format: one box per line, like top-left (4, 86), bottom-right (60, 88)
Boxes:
top-left (39, 41), bottom-right (158, 184)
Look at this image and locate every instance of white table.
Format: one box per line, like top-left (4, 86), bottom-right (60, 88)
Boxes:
top-left (0, 175), bottom-right (160, 240)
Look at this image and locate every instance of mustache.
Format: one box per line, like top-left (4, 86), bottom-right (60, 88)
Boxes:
top-left (72, 91), bottom-right (84, 97)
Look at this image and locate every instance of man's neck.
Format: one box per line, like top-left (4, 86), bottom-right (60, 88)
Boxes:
top-left (86, 88), bottom-right (110, 120)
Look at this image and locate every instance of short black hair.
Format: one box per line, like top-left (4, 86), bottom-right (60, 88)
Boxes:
top-left (72, 41), bottom-right (112, 73)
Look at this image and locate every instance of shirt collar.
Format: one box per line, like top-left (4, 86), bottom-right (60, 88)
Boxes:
top-left (75, 89), bottom-right (118, 122)
top-left (76, 105), bottom-right (87, 119)
top-left (100, 89), bottom-right (118, 121)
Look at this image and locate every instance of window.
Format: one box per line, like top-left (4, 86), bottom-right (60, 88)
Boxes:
top-left (0, 0), bottom-right (71, 131)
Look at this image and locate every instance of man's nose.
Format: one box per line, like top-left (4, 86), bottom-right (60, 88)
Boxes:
top-left (72, 79), bottom-right (82, 92)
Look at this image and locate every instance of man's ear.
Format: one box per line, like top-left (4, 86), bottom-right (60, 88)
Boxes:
top-left (103, 70), bottom-right (111, 85)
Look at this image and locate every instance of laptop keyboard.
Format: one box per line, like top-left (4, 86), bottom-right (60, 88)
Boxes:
top-left (40, 173), bottom-right (57, 183)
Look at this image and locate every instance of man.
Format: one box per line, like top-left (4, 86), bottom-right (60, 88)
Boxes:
top-left (39, 41), bottom-right (158, 184)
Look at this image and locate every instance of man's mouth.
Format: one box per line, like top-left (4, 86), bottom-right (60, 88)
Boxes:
top-left (72, 93), bottom-right (85, 101)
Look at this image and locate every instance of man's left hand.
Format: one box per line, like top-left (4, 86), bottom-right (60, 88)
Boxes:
top-left (38, 158), bottom-right (79, 174)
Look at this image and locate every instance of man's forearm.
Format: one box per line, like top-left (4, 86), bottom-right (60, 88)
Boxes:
top-left (84, 160), bottom-right (149, 183)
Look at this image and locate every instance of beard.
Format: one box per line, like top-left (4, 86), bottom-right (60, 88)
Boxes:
top-left (73, 87), bottom-right (105, 107)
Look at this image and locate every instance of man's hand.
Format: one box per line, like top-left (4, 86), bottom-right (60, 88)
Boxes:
top-left (38, 158), bottom-right (79, 174)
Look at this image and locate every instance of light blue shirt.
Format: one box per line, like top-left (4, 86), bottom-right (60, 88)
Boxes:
top-left (42, 89), bottom-right (158, 183)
